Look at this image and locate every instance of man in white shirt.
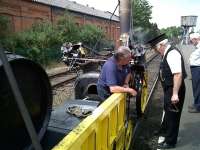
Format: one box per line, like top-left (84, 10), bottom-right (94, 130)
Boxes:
top-left (148, 33), bottom-right (187, 149)
top-left (188, 32), bottom-right (200, 113)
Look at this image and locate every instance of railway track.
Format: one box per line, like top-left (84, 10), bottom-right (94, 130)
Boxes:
top-left (143, 54), bottom-right (160, 115)
top-left (146, 54), bottom-right (160, 95)
top-left (50, 71), bottom-right (78, 88)
top-left (49, 59), bottom-right (100, 88)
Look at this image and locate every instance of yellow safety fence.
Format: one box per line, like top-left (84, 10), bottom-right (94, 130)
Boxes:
top-left (141, 72), bottom-right (148, 113)
top-left (52, 93), bottom-right (131, 150)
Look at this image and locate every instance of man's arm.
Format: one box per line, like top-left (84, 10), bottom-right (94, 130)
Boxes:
top-left (109, 72), bottom-right (137, 96)
top-left (171, 73), bottom-right (182, 104)
top-left (109, 85), bottom-right (137, 96)
top-left (167, 50), bottom-right (183, 104)
top-left (123, 73), bottom-right (132, 87)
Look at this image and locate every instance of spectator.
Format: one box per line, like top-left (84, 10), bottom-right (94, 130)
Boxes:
top-left (188, 32), bottom-right (200, 113)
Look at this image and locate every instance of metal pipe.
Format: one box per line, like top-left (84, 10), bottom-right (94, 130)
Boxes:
top-left (119, 0), bottom-right (131, 46)
top-left (64, 57), bottom-right (107, 62)
top-left (119, 0), bottom-right (131, 34)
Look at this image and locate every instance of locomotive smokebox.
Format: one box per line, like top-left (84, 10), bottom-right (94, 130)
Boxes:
top-left (0, 53), bottom-right (52, 149)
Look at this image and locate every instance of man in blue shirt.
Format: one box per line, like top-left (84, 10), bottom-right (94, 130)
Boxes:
top-left (97, 46), bottom-right (137, 100)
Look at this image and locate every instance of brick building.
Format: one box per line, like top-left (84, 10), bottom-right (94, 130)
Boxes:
top-left (0, 0), bottom-right (120, 47)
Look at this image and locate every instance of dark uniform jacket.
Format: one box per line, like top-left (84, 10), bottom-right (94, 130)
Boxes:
top-left (160, 46), bottom-right (187, 89)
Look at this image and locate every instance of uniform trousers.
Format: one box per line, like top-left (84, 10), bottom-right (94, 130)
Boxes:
top-left (162, 83), bottom-right (185, 145)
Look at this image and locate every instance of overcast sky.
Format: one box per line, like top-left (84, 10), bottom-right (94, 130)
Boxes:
top-left (73, 0), bottom-right (200, 30)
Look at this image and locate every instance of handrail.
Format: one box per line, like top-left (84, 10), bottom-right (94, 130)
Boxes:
top-left (52, 93), bottom-right (126, 150)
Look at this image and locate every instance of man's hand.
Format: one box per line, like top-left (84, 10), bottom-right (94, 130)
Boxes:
top-left (110, 86), bottom-right (137, 96)
top-left (172, 73), bottom-right (182, 104)
top-left (127, 88), bottom-right (137, 96)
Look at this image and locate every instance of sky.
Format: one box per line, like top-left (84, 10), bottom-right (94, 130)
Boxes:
top-left (73, 0), bottom-right (200, 30)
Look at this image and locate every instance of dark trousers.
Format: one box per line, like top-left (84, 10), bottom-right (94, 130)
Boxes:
top-left (163, 83), bottom-right (185, 145)
top-left (190, 66), bottom-right (200, 110)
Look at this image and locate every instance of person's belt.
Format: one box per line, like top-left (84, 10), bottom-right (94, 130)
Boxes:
top-left (190, 65), bottom-right (200, 68)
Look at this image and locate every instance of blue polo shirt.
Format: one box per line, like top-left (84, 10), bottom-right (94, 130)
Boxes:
top-left (97, 56), bottom-right (130, 95)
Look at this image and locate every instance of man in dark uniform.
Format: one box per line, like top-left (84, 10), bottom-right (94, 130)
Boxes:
top-left (148, 34), bottom-right (187, 149)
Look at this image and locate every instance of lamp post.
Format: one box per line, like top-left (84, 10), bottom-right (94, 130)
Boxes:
top-left (181, 15), bottom-right (198, 45)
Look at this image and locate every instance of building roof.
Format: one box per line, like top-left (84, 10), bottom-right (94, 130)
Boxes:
top-left (33, 0), bottom-right (119, 22)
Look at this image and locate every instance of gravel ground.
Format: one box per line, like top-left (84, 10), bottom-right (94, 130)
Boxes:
top-left (52, 82), bottom-right (74, 106)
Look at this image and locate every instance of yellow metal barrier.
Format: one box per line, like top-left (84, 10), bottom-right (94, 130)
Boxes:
top-left (141, 72), bottom-right (148, 113)
top-left (52, 93), bottom-right (128, 150)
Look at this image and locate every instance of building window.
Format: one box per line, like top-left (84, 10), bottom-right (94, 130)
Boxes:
top-left (105, 26), bottom-right (108, 33)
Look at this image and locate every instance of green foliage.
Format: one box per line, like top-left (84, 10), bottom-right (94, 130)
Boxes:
top-left (4, 21), bottom-right (61, 66)
top-left (55, 14), bottom-right (80, 43)
top-left (132, 0), bottom-right (160, 43)
top-left (1, 13), bottom-right (106, 66)
top-left (161, 26), bottom-right (182, 39)
top-left (79, 24), bottom-right (105, 48)
top-left (0, 15), bottom-right (12, 39)
top-left (132, 0), bottom-right (152, 28)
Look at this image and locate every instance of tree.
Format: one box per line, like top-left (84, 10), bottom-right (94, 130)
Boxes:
top-left (79, 24), bottom-right (105, 49)
top-left (132, 0), bottom-right (152, 28)
top-left (161, 26), bottom-right (182, 43)
top-left (131, 0), bottom-right (160, 43)
top-left (0, 15), bottom-right (12, 41)
top-left (56, 13), bottom-right (80, 43)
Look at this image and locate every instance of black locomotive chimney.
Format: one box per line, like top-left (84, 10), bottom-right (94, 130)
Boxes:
top-left (119, 0), bottom-right (131, 34)
top-left (119, 0), bottom-right (131, 46)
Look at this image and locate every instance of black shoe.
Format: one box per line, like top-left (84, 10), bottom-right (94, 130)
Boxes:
top-left (157, 142), bottom-right (175, 149)
top-left (188, 107), bottom-right (200, 113)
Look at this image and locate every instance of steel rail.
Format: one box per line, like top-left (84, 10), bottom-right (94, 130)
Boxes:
top-left (51, 76), bottom-right (77, 88)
